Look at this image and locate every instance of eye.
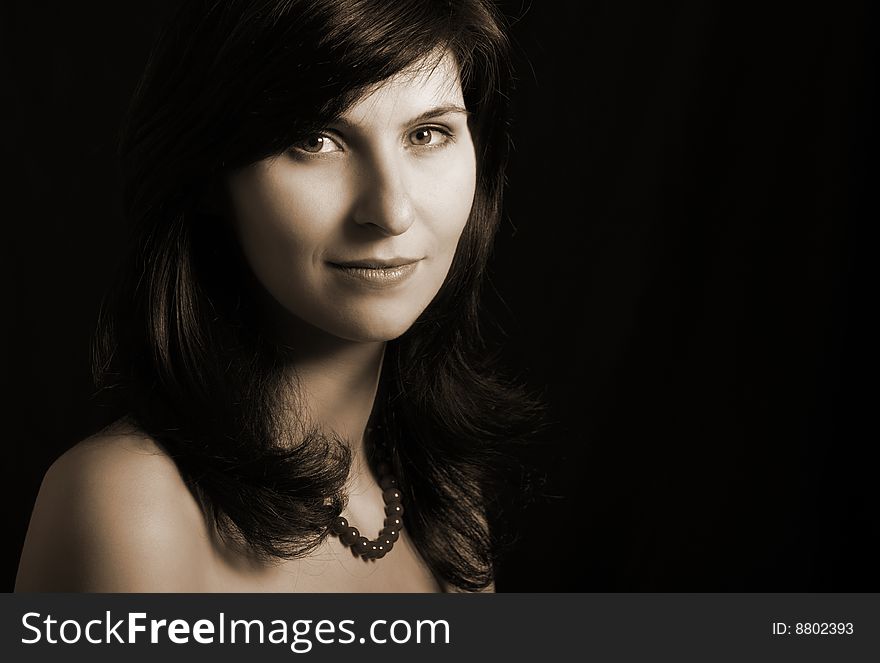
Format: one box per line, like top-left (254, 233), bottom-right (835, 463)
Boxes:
top-left (292, 133), bottom-right (342, 155)
top-left (408, 127), bottom-right (452, 148)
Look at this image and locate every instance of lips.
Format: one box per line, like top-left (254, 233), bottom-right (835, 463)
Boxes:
top-left (331, 257), bottom-right (422, 268)
top-left (328, 258), bottom-right (421, 288)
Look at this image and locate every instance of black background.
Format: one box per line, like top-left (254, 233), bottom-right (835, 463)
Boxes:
top-left (3, 1), bottom-right (877, 591)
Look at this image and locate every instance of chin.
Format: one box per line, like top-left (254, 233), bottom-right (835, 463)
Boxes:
top-left (332, 316), bottom-right (419, 343)
top-left (311, 302), bottom-right (423, 343)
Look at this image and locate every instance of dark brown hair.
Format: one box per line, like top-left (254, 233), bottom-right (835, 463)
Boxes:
top-left (94, 0), bottom-right (542, 591)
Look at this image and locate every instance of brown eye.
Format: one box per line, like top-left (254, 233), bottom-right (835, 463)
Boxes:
top-left (301, 135), bottom-right (326, 153)
top-left (409, 128), bottom-right (434, 145)
top-left (293, 133), bottom-right (341, 155)
top-left (408, 127), bottom-right (452, 148)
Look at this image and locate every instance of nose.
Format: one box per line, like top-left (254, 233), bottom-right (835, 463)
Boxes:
top-left (352, 151), bottom-right (416, 236)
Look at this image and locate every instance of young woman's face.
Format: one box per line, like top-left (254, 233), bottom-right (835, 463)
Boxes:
top-left (227, 52), bottom-right (476, 342)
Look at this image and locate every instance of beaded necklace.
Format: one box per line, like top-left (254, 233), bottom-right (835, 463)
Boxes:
top-left (329, 461), bottom-right (403, 560)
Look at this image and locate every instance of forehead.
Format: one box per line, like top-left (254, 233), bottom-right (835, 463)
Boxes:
top-left (339, 51), bottom-right (464, 128)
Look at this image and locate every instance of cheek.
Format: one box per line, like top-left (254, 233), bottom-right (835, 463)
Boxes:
top-left (228, 165), bottom-right (346, 276)
top-left (422, 149), bottom-right (477, 254)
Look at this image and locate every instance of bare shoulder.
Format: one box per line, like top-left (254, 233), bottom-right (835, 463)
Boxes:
top-left (15, 420), bottom-right (211, 592)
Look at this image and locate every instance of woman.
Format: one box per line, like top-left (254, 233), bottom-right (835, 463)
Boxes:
top-left (16, 0), bottom-right (541, 592)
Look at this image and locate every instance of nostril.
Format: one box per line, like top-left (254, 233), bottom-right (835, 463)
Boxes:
top-left (353, 189), bottom-right (416, 236)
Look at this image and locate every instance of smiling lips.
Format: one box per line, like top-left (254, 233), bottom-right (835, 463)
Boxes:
top-left (328, 258), bottom-right (422, 288)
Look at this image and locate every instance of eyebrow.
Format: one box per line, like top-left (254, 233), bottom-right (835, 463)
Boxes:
top-left (331, 104), bottom-right (470, 132)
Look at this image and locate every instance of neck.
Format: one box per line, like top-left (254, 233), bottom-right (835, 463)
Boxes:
top-left (248, 279), bottom-right (387, 483)
top-left (290, 337), bottom-right (386, 455)
top-left (287, 334), bottom-right (390, 526)
top-left (269, 315), bottom-right (386, 465)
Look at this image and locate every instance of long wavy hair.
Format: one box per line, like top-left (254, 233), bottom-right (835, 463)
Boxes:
top-left (93, 0), bottom-right (543, 591)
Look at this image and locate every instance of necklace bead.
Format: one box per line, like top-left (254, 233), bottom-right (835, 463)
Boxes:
top-left (352, 536), bottom-right (371, 556)
top-left (330, 516), bottom-right (349, 534)
top-left (384, 516), bottom-right (402, 529)
top-left (381, 527), bottom-right (399, 543)
top-left (340, 526), bottom-right (360, 546)
top-left (382, 488), bottom-right (402, 503)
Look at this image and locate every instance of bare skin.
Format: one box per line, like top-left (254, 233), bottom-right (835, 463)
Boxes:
top-left (15, 419), bottom-right (444, 593)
